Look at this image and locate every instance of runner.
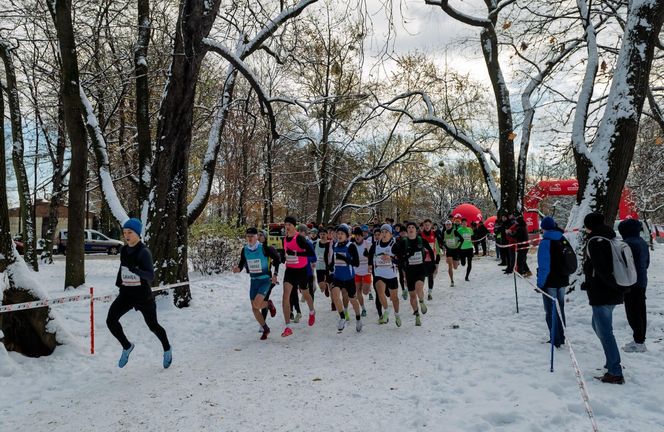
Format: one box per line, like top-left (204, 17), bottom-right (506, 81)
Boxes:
top-left (352, 226), bottom-right (372, 317)
top-left (281, 216), bottom-right (316, 337)
top-left (392, 223), bottom-right (408, 300)
top-left (257, 230), bottom-right (279, 323)
top-left (457, 218), bottom-right (475, 281)
top-left (314, 228), bottom-right (334, 309)
top-left (106, 218), bottom-right (172, 369)
top-left (368, 224), bottom-right (402, 327)
top-left (329, 225), bottom-right (363, 332)
top-left (420, 218), bottom-right (441, 300)
top-left (233, 227), bottom-right (280, 340)
top-left (441, 220), bottom-right (464, 287)
top-left (394, 221), bottom-right (434, 326)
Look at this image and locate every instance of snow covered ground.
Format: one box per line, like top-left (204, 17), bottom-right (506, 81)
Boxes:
top-left (2, 249), bottom-right (663, 432)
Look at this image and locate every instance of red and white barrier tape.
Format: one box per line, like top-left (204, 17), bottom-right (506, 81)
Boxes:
top-left (0, 282), bottom-right (192, 314)
top-left (513, 271), bottom-right (599, 432)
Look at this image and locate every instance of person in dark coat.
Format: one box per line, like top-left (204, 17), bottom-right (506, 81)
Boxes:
top-left (582, 212), bottom-right (624, 384)
top-left (513, 216), bottom-right (531, 276)
top-left (618, 219), bottom-right (650, 353)
top-left (536, 217), bottom-right (569, 347)
top-left (474, 221), bottom-right (489, 256)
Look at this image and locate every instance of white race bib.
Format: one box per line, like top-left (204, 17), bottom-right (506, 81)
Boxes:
top-left (121, 266), bottom-right (141, 286)
top-left (376, 254), bottom-right (392, 267)
top-left (285, 254), bottom-right (299, 265)
top-left (247, 259), bottom-right (262, 274)
top-left (445, 239), bottom-right (457, 247)
top-left (408, 254), bottom-right (423, 265)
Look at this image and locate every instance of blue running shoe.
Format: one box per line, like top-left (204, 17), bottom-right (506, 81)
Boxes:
top-left (163, 349), bottom-right (172, 369)
top-left (118, 343), bottom-right (135, 368)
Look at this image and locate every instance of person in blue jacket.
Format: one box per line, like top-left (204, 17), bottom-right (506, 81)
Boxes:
top-left (536, 216), bottom-right (569, 348)
top-left (618, 219), bottom-right (650, 353)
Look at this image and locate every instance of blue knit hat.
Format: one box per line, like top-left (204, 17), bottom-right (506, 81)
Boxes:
top-left (123, 218), bottom-right (143, 236)
top-left (540, 216), bottom-right (556, 231)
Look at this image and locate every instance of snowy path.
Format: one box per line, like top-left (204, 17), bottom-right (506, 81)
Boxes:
top-left (2, 251), bottom-right (664, 432)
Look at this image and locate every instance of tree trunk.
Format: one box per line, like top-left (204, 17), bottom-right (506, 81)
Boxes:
top-left (136, 0), bottom-right (152, 210)
top-left (0, 86), bottom-right (57, 357)
top-left (480, 26), bottom-right (516, 214)
top-left (146, 0), bottom-right (221, 307)
top-left (578, 1), bottom-right (664, 224)
top-left (0, 41), bottom-right (38, 271)
top-left (42, 83), bottom-right (67, 265)
top-left (50, 0), bottom-right (88, 289)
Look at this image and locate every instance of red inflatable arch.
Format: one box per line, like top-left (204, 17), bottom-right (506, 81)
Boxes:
top-left (523, 180), bottom-right (638, 231)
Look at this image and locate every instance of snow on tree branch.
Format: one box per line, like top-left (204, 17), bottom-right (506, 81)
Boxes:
top-left (79, 86), bottom-right (129, 225)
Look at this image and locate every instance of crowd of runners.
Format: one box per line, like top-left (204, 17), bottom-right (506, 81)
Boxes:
top-left (233, 214), bottom-right (519, 340)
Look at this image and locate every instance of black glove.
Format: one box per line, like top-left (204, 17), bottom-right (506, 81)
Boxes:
top-left (363, 249), bottom-right (369, 257)
top-left (286, 249), bottom-right (296, 256)
top-left (335, 253), bottom-right (347, 262)
top-left (435, 255), bottom-right (441, 264)
top-left (128, 265), bottom-right (139, 274)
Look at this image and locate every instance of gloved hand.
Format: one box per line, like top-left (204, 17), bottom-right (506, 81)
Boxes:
top-left (286, 249), bottom-right (296, 256)
top-left (128, 265), bottom-right (139, 274)
top-left (335, 253), bottom-right (347, 262)
top-left (363, 249), bottom-right (369, 257)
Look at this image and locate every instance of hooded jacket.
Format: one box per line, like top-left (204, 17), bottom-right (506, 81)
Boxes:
top-left (618, 219), bottom-right (650, 288)
top-left (582, 224), bottom-right (623, 306)
top-left (536, 229), bottom-right (570, 289)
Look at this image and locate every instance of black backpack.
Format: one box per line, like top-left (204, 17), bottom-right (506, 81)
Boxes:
top-left (551, 236), bottom-right (577, 276)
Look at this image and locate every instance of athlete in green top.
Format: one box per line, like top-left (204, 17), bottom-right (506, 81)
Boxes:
top-left (457, 218), bottom-right (475, 281)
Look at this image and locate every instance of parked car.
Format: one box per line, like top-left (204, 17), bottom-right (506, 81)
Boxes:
top-left (57, 229), bottom-right (123, 255)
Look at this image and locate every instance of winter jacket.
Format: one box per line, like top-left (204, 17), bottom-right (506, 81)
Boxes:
top-left (115, 242), bottom-right (155, 299)
top-left (618, 219), bottom-right (650, 288)
top-left (475, 224), bottom-right (489, 240)
top-left (582, 224), bottom-right (624, 306)
top-left (536, 229), bottom-right (570, 289)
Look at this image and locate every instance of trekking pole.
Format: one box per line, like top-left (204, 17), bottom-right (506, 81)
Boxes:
top-left (550, 299), bottom-right (556, 372)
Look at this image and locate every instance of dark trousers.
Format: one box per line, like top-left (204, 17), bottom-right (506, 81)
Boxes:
top-left (261, 283), bottom-right (275, 320)
top-left (474, 239), bottom-right (486, 256)
top-left (516, 249), bottom-right (530, 274)
top-left (290, 285), bottom-right (301, 316)
top-left (106, 294), bottom-right (170, 351)
top-left (624, 286), bottom-right (647, 343)
top-left (542, 288), bottom-right (566, 346)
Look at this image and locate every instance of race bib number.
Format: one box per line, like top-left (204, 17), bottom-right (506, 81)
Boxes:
top-left (408, 254), bottom-right (423, 265)
top-left (335, 256), bottom-right (347, 266)
top-left (247, 259), bottom-right (263, 274)
top-left (121, 266), bottom-right (141, 286)
top-left (376, 254), bottom-right (392, 267)
top-left (317, 255), bottom-right (325, 264)
top-left (445, 239), bottom-right (457, 247)
top-left (463, 233), bottom-right (472, 241)
top-left (285, 254), bottom-right (299, 265)
top-left (359, 256), bottom-right (369, 265)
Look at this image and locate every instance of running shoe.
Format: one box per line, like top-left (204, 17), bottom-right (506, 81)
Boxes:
top-left (368, 293), bottom-right (374, 301)
top-left (450, 280), bottom-right (455, 287)
top-left (415, 314), bottom-right (422, 326)
top-left (361, 308), bottom-right (367, 317)
top-left (281, 327), bottom-right (293, 337)
top-left (260, 327), bottom-right (270, 340)
top-left (118, 343), bottom-right (135, 368)
top-left (427, 290), bottom-right (433, 301)
top-left (308, 311), bottom-right (316, 326)
top-left (163, 349), bottom-right (172, 369)
top-left (419, 301), bottom-right (428, 315)
top-left (401, 289), bottom-right (408, 300)
top-left (356, 319), bottom-right (363, 333)
top-left (379, 312), bottom-right (389, 324)
top-left (294, 312), bottom-right (302, 323)
top-left (395, 314), bottom-right (402, 327)
top-left (344, 310), bottom-right (350, 321)
top-left (337, 318), bottom-right (346, 331)
top-left (267, 300), bottom-right (277, 317)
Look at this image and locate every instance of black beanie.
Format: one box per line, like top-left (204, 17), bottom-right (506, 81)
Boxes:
top-left (583, 212), bottom-right (604, 231)
top-left (246, 227), bottom-right (258, 235)
top-left (284, 215), bottom-right (297, 225)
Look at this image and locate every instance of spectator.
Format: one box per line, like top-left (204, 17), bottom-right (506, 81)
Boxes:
top-left (536, 216), bottom-right (568, 348)
top-left (475, 221), bottom-right (489, 256)
top-left (582, 212), bottom-right (625, 384)
top-left (618, 219), bottom-right (650, 353)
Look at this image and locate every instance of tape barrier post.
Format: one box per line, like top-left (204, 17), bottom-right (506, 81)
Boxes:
top-left (550, 298), bottom-right (556, 372)
top-left (513, 256), bottom-right (519, 313)
top-left (90, 286), bottom-right (95, 355)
